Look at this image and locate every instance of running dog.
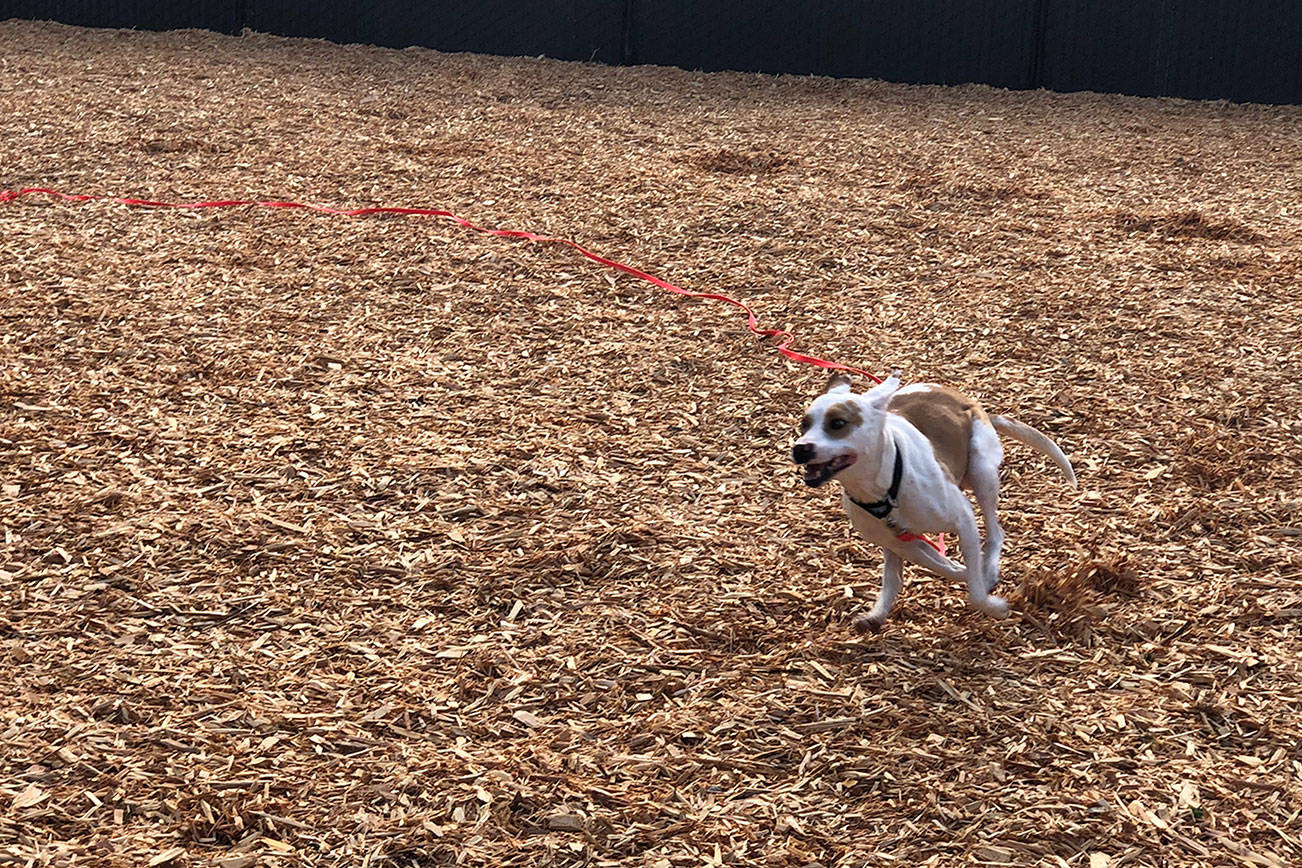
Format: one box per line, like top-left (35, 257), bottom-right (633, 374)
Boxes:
top-left (792, 370), bottom-right (1077, 631)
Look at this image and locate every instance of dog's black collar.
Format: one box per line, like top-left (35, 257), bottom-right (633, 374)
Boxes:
top-left (848, 438), bottom-right (903, 520)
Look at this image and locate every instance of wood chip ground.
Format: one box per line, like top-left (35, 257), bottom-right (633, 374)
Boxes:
top-left (2, 20), bottom-right (1301, 868)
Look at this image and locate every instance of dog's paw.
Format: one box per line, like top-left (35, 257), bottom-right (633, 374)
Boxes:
top-left (974, 595), bottom-right (1009, 619)
top-left (852, 613), bottom-right (885, 634)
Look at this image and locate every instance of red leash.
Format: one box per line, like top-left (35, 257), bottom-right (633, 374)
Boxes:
top-left (0, 187), bottom-right (879, 379)
top-left (1, 186), bottom-right (944, 554)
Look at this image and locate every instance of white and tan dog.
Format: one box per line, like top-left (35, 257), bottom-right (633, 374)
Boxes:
top-left (792, 370), bottom-right (1077, 631)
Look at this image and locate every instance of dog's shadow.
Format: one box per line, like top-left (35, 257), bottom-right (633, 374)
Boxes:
top-left (819, 552), bottom-right (1142, 682)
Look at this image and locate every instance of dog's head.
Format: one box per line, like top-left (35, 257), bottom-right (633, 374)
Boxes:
top-left (792, 369), bottom-right (901, 488)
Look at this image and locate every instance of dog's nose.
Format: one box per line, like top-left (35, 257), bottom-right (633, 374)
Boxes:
top-left (792, 442), bottom-right (815, 464)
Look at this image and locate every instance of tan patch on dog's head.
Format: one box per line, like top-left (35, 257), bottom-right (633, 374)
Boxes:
top-left (822, 401), bottom-right (863, 438)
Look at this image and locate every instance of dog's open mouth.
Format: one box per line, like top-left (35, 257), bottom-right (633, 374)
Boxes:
top-left (802, 454), bottom-right (856, 487)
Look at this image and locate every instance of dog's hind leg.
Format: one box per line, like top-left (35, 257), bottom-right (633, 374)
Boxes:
top-left (967, 420), bottom-right (1006, 592)
top-left (955, 509), bottom-right (1008, 618)
top-left (854, 549), bottom-right (903, 633)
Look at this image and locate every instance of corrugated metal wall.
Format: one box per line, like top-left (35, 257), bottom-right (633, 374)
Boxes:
top-left (249, 1), bottom-right (626, 65)
top-left (5, 0), bottom-right (1300, 104)
top-left (4, 0), bottom-right (243, 35)
top-left (627, 1), bottom-right (1038, 89)
top-left (1041, 0), bottom-right (1302, 104)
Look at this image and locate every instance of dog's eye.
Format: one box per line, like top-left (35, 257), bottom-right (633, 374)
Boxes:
top-left (799, 415), bottom-right (812, 433)
top-left (828, 418), bottom-right (846, 430)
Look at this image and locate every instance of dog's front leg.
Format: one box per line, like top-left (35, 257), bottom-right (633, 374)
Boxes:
top-left (853, 549), bottom-right (903, 633)
top-left (955, 510), bottom-right (1008, 618)
top-left (894, 539), bottom-right (966, 581)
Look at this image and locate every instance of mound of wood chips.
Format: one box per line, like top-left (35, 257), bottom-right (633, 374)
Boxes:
top-left (2, 19), bottom-right (1300, 868)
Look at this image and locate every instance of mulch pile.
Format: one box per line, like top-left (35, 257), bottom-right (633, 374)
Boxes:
top-left (2, 19), bottom-right (1301, 868)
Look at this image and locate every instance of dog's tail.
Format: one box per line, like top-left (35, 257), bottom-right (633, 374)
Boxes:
top-left (989, 415), bottom-right (1078, 488)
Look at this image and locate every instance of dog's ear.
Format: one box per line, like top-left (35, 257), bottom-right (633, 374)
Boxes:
top-left (825, 372), bottom-right (853, 394)
top-left (862, 368), bottom-right (903, 408)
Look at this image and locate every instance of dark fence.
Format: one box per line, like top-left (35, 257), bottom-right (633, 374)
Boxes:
top-left (7, 1), bottom-right (1301, 104)
top-left (5, 0), bottom-right (243, 34)
top-left (1040, 1), bottom-right (1302, 104)
top-left (628, 1), bottom-right (1038, 89)
top-left (251, 1), bottom-right (626, 65)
